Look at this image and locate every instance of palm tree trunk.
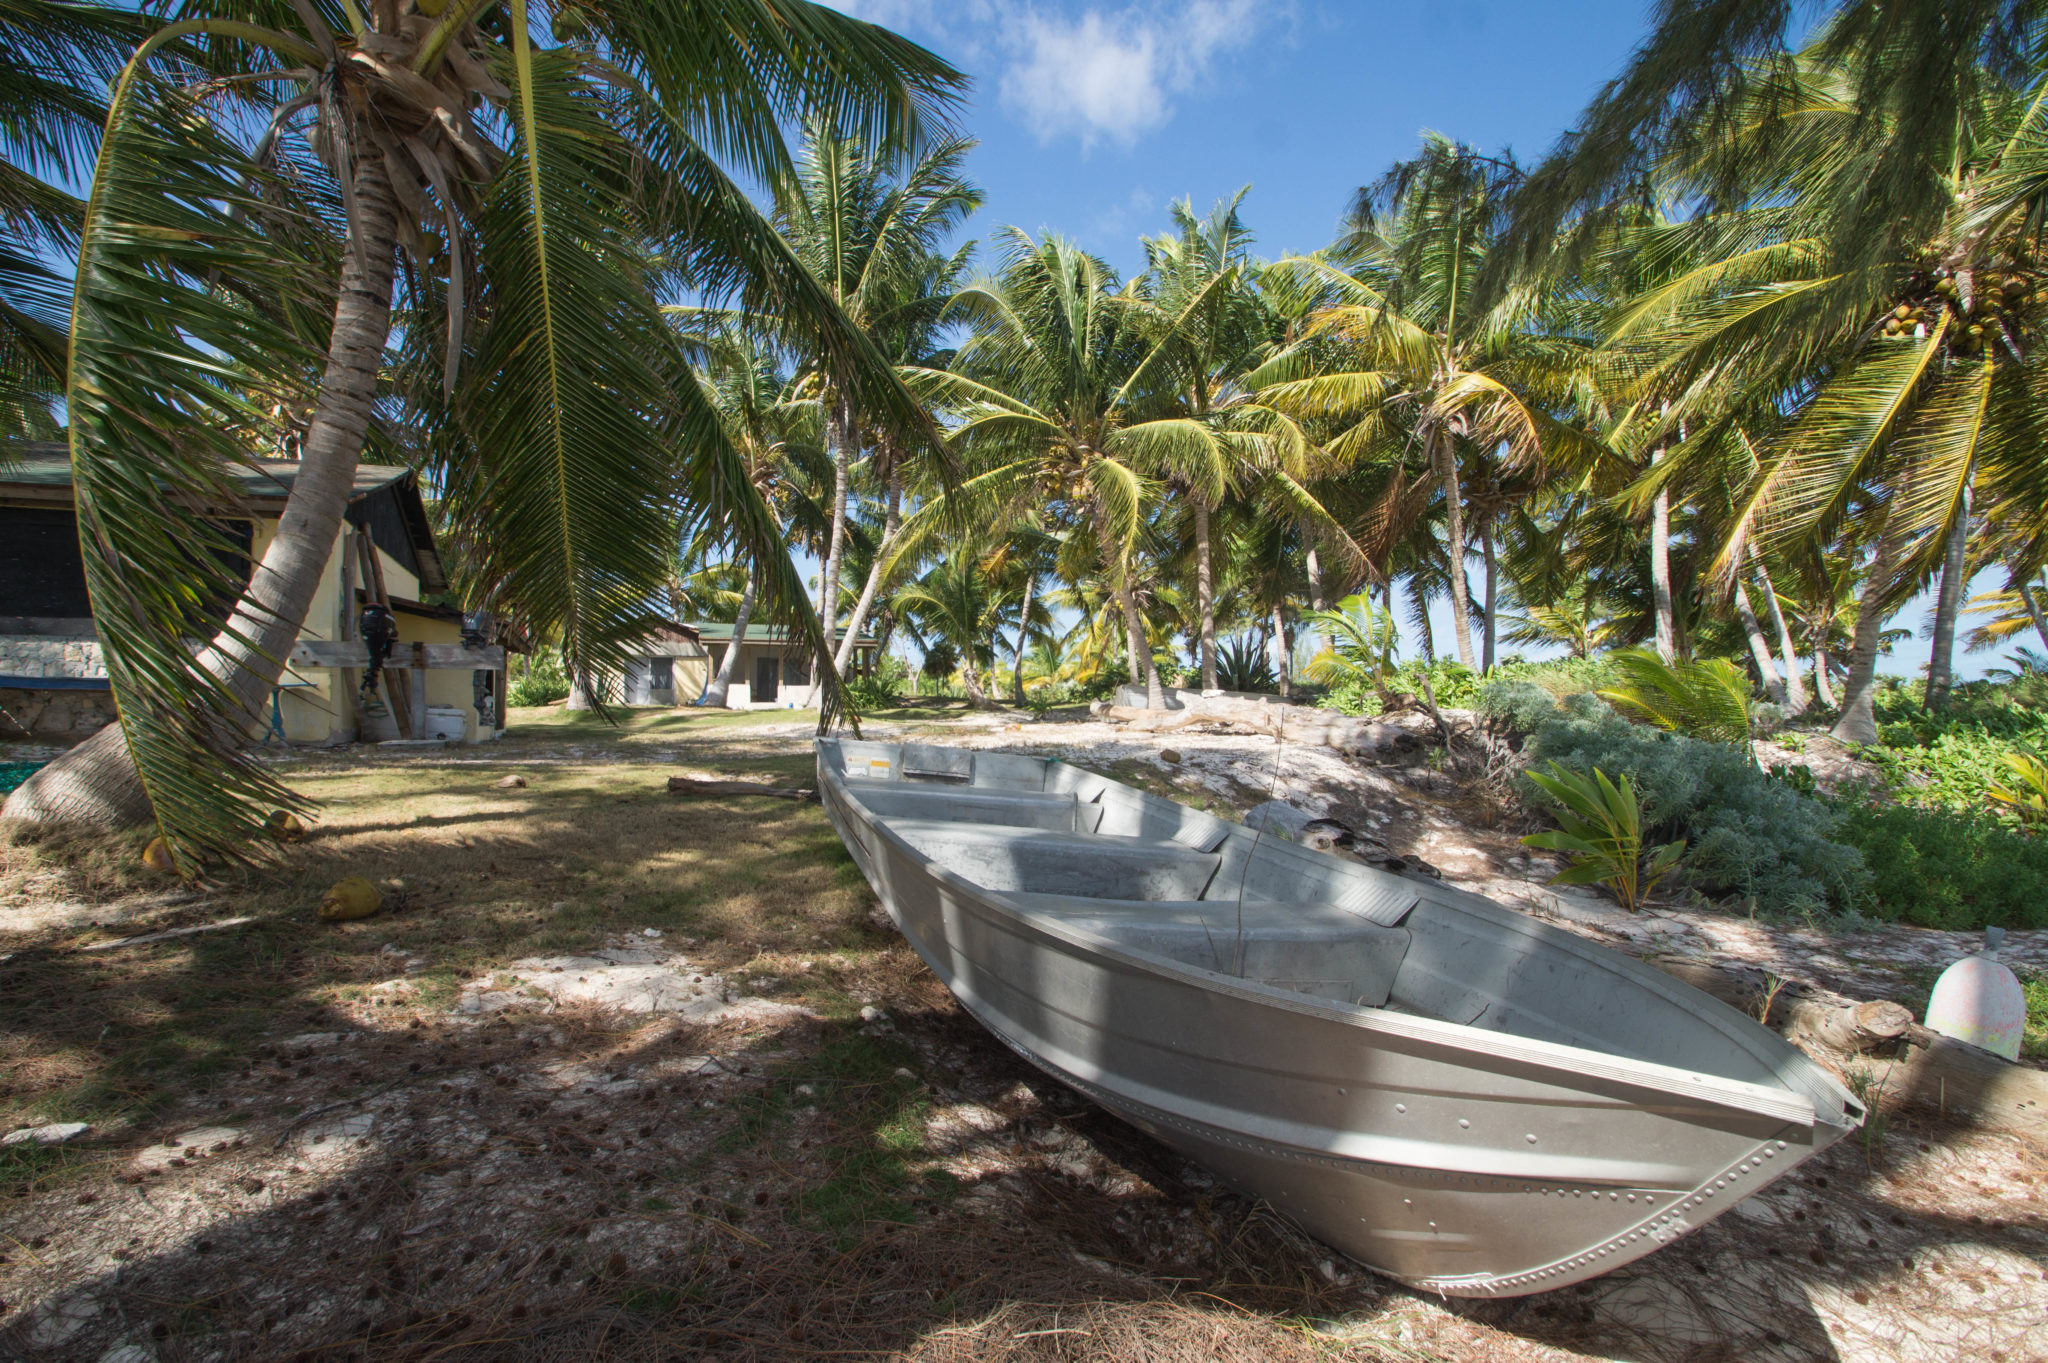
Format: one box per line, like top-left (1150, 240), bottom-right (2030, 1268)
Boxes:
top-left (1432, 434), bottom-right (1478, 670)
top-left (1749, 548), bottom-right (1807, 713)
top-left (1195, 497), bottom-right (1218, 692)
top-left (702, 576), bottom-right (755, 708)
top-left (959, 658), bottom-right (989, 707)
top-left (1413, 573), bottom-right (1435, 661)
top-left (1480, 526), bottom-right (1497, 674)
top-left (832, 465), bottom-right (901, 677)
top-left (818, 395), bottom-right (852, 654)
top-left (2020, 575), bottom-right (2048, 649)
top-left (1307, 544), bottom-right (1326, 611)
top-left (1924, 475), bottom-right (1973, 709)
top-left (566, 662), bottom-right (598, 711)
top-left (1650, 447), bottom-right (1675, 661)
top-left (1270, 602), bottom-right (1291, 699)
top-left (1012, 570), bottom-right (1033, 702)
top-left (1812, 643), bottom-right (1837, 708)
top-left (1095, 503), bottom-right (1162, 708)
top-left (5, 152), bottom-right (404, 830)
top-left (1832, 530), bottom-right (1900, 744)
top-left (1733, 579), bottom-right (1789, 705)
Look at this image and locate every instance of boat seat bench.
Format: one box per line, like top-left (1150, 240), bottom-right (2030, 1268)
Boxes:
top-left (854, 786), bottom-right (1088, 831)
top-left (888, 821), bottom-right (1222, 901)
top-left (1005, 892), bottom-right (1412, 1007)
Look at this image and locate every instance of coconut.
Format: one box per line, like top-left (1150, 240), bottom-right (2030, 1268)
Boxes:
top-left (141, 837), bottom-right (177, 875)
top-left (265, 810), bottom-right (307, 843)
top-left (318, 876), bottom-right (384, 922)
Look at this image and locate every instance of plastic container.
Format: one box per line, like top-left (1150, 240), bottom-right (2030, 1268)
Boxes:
top-left (423, 706), bottom-right (469, 742)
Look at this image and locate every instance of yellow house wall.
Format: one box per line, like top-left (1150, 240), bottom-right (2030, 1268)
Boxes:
top-left (674, 655), bottom-right (709, 702)
top-left (375, 546), bottom-right (419, 603)
top-left (404, 613), bottom-right (476, 727)
top-left (269, 520), bottom-right (353, 744)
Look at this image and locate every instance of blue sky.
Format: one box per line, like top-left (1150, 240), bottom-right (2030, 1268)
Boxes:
top-left (829, 0), bottom-right (1649, 278)
top-left (814, 0), bottom-right (2009, 683)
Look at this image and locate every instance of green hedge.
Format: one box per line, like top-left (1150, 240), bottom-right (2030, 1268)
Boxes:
top-left (1834, 802), bottom-right (2048, 929)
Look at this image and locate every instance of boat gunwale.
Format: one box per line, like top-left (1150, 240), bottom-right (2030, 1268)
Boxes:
top-left (816, 743), bottom-right (1849, 1133)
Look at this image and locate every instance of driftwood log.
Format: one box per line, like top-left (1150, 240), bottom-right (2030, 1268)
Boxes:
top-left (1098, 700), bottom-right (1431, 754)
top-left (665, 777), bottom-right (814, 801)
top-left (1654, 959), bottom-right (2048, 1144)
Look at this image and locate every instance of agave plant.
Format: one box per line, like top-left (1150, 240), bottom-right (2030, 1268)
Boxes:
top-left (1521, 763), bottom-right (1686, 912)
top-left (1214, 633), bottom-right (1276, 694)
top-left (1596, 647), bottom-right (1755, 747)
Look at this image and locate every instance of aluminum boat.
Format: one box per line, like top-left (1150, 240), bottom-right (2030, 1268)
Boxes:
top-left (816, 737), bottom-right (1861, 1296)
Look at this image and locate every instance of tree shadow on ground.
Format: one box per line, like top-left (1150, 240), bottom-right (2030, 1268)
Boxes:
top-left (4, 984), bottom-right (2041, 1362)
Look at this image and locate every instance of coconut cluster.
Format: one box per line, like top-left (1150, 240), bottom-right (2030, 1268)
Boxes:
top-left (1879, 246), bottom-right (2044, 353)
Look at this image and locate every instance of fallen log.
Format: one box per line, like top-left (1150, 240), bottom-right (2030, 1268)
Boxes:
top-left (665, 777), bottom-right (814, 801)
top-left (1098, 702), bottom-right (1424, 754)
top-left (1652, 958), bottom-right (2048, 1144)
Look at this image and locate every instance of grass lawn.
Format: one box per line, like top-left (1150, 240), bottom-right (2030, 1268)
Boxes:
top-left (0, 708), bottom-right (1376, 1360)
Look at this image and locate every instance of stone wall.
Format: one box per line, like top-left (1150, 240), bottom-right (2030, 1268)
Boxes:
top-left (0, 687), bottom-right (118, 737)
top-left (0, 635), bottom-right (106, 680)
top-left (0, 636), bottom-right (116, 737)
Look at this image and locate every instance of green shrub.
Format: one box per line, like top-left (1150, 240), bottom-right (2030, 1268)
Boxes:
top-left (843, 674), bottom-right (902, 712)
top-left (1834, 802), bottom-right (2048, 929)
top-left (1482, 684), bottom-right (1867, 915)
top-left (508, 651), bottom-right (570, 707)
top-left (1863, 677), bottom-right (2048, 817)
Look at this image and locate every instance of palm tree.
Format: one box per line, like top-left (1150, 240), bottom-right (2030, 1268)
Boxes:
top-left (670, 312), bottom-right (823, 709)
top-left (891, 231), bottom-right (1178, 708)
top-left (1598, 44), bottom-right (2048, 739)
top-left (893, 549), bottom-right (1020, 707)
top-left (826, 241), bottom-right (978, 682)
top-left (3, 0), bottom-right (963, 866)
top-left (772, 121), bottom-right (979, 679)
top-left (1256, 135), bottom-right (1602, 674)
top-left (0, 1), bottom-right (148, 439)
top-left (1126, 191), bottom-right (1358, 691)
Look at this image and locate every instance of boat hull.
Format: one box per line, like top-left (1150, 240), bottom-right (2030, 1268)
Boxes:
top-left (817, 739), bottom-right (1857, 1296)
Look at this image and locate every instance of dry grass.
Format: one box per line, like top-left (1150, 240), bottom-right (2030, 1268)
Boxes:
top-left (0, 707), bottom-right (2043, 1361)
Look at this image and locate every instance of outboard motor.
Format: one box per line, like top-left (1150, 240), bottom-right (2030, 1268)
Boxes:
top-left (358, 602), bottom-right (398, 704)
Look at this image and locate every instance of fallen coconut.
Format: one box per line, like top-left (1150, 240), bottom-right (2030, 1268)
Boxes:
top-left (318, 876), bottom-right (383, 922)
top-left (265, 810), bottom-right (307, 842)
top-left (494, 775), bottom-right (528, 789)
top-left (141, 837), bottom-right (177, 874)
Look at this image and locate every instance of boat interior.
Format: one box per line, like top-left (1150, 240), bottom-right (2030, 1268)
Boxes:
top-left (823, 738), bottom-right (1854, 1114)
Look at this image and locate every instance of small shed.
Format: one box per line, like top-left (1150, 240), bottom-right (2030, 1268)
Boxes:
top-left (621, 621), bottom-right (710, 706)
top-left (0, 445), bottom-right (502, 744)
top-left (685, 623), bottom-right (877, 709)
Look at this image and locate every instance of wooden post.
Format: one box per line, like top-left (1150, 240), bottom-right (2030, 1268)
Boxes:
top-left (410, 641), bottom-right (427, 736)
top-left (359, 530), bottom-right (414, 738)
top-left (338, 530), bottom-right (360, 738)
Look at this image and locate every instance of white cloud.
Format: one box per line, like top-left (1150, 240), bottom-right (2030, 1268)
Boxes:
top-left (820, 0), bottom-right (1277, 151)
top-left (998, 1), bottom-right (1264, 150)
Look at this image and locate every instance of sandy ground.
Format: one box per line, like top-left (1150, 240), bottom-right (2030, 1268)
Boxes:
top-left (0, 706), bottom-right (2041, 1362)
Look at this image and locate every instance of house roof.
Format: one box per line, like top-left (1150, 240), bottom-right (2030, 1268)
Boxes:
top-left (1, 444), bottom-right (447, 594)
top-left (0, 445), bottom-right (415, 504)
top-left (687, 621), bottom-right (877, 646)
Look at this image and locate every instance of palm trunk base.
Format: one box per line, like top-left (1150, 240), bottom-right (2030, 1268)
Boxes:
top-left (0, 722), bottom-right (155, 831)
